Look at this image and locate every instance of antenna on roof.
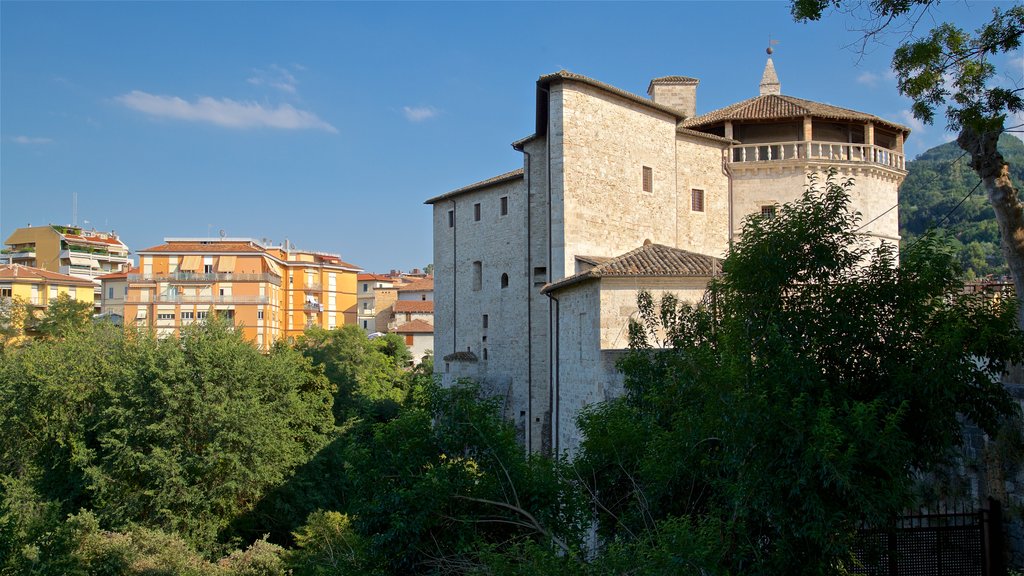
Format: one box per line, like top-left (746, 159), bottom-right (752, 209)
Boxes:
top-left (72, 192), bottom-right (78, 226)
top-left (219, 229), bottom-right (226, 238)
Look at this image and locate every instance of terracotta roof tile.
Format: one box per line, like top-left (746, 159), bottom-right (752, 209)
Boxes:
top-left (683, 94), bottom-right (909, 134)
top-left (398, 277), bottom-right (434, 292)
top-left (394, 319), bottom-right (434, 334)
top-left (443, 350), bottom-right (478, 362)
top-left (394, 300), bottom-right (434, 313)
top-left (542, 243), bottom-right (721, 294)
top-left (425, 168), bottom-right (524, 204)
top-left (137, 241), bottom-right (264, 254)
top-left (0, 264), bottom-right (96, 286)
top-left (63, 233), bottom-right (128, 248)
top-left (539, 70), bottom-right (687, 121)
top-left (358, 273), bottom-right (395, 282)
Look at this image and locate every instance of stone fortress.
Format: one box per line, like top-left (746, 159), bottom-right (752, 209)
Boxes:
top-left (426, 54), bottom-right (910, 455)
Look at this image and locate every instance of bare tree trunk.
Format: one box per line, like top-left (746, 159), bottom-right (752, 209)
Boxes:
top-left (958, 128), bottom-right (1024, 328)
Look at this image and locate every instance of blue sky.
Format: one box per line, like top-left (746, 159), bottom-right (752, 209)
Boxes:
top-left (2, 1), bottom-right (1020, 273)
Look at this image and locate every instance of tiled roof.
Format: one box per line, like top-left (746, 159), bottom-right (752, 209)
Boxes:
top-left (539, 70), bottom-right (687, 121)
top-left (683, 94), bottom-right (909, 134)
top-left (425, 168), bottom-right (524, 204)
top-left (542, 242), bottom-right (722, 294)
top-left (358, 273), bottom-right (395, 282)
top-left (398, 277), bottom-right (434, 292)
top-left (0, 264), bottom-right (95, 286)
top-left (137, 241), bottom-right (264, 254)
top-left (394, 300), bottom-right (434, 313)
top-left (394, 319), bottom-right (434, 334)
top-left (443, 350), bottom-right (478, 362)
top-left (63, 233), bottom-right (128, 248)
top-left (97, 267), bottom-right (138, 280)
top-left (676, 127), bottom-right (737, 144)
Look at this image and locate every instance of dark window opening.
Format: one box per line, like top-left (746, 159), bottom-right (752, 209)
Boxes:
top-left (448, 210), bottom-right (454, 228)
top-left (500, 196), bottom-right (508, 216)
top-left (761, 205), bottom-right (777, 219)
top-left (474, 203), bottom-right (481, 221)
top-left (500, 273), bottom-right (509, 288)
top-left (642, 166), bottom-right (653, 192)
top-left (691, 189), bottom-right (705, 212)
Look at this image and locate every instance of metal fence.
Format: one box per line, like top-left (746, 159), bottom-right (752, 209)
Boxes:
top-left (850, 499), bottom-right (1004, 576)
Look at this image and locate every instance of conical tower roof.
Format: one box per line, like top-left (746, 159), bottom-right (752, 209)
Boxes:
top-left (760, 56), bottom-right (781, 96)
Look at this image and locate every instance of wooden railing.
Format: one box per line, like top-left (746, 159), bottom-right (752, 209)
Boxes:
top-left (730, 141), bottom-right (905, 170)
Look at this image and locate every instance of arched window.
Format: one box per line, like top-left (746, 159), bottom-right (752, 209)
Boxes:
top-left (500, 273), bottom-right (509, 288)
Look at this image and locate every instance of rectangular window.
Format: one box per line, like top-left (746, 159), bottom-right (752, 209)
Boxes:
top-left (363, 320), bottom-right (368, 329)
top-left (447, 210), bottom-right (454, 228)
top-left (691, 189), bottom-right (705, 212)
top-left (473, 261), bottom-right (482, 291)
top-left (157, 313), bottom-right (175, 320)
top-left (1, 287), bottom-right (11, 298)
top-left (533, 266), bottom-right (547, 287)
top-left (761, 205), bottom-right (777, 219)
top-left (362, 283), bottom-right (368, 292)
top-left (181, 311), bottom-right (194, 320)
top-left (108, 287), bottom-right (114, 299)
top-left (642, 166), bottom-right (653, 192)
top-left (482, 314), bottom-right (488, 329)
top-left (258, 310), bottom-right (264, 320)
top-left (500, 196), bottom-right (508, 216)
top-left (474, 203), bottom-right (481, 221)
top-left (197, 311), bottom-right (209, 320)
top-left (405, 334), bottom-right (414, 346)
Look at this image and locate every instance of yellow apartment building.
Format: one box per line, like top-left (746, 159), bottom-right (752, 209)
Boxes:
top-left (126, 238), bottom-right (360, 350)
top-left (1, 264), bottom-right (97, 343)
top-left (3, 224), bottom-right (131, 311)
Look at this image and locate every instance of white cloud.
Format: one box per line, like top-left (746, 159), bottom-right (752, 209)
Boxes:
top-left (12, 135), bottom-right (53, 144)
top-left (402, 105), bottom-right (440, 122)
top-left (856, 71), bottom-right (881, 87)
top-left (247, 64), bottom-right (299, 94)
top-left (115, 90), bottom-right (337, 133)
top-left (896, 109), bottom-right (928, 134)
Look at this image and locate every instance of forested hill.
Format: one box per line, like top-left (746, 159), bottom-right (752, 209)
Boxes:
top-left (899, 133), bottom-right (1024, 279)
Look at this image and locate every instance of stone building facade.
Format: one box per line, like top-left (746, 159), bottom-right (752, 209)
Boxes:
top-left (427, 57), bottom-right (910, 455)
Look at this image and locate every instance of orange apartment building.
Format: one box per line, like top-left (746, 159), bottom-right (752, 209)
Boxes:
top-left (124, 238), bottom-right (360, 350)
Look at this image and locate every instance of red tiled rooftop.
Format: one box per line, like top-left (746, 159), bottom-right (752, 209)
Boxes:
top-left (358, 273), bottom-right (395, 282)
top-left (97, 267), bottom-right (139, 280)
top-left (137, 241), bottom-right (264, 254)
top-left (0, 264), bottom-right (95, 286)
top-left (393, 300), bottom-right (434, 313)
top-left (394, 319), bottom-right (434, 334)
top-left (397, 277), bottom-right (434, 292)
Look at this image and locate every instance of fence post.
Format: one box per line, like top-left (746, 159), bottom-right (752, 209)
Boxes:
top-left (984, 497), bottom-right (1006, 576)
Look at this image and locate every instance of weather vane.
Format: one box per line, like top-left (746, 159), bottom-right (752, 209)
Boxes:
top-left (767, 34), bottom-right (779, 55)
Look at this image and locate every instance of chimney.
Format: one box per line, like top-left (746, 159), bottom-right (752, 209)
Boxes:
top-left (647, 76), bottom-right (699, 118)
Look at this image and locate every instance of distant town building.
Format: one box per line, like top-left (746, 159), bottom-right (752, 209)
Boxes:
top-left (3, 224), bottom-right (131, 312)
top-left (1, 264), bottom-right (96, 343)
top-left (124, 237), bottom-right (360, 350)
top-left (428, 56), bottom-right (910, 455)
top-left (394, 319), bottom-right (434, 365)
top-left (97, 267), bottom-right (136, 322)
top-left (357, 273), bottom-right (398, 333)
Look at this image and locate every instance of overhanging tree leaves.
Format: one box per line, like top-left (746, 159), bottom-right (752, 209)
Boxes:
top-left (792, 1), bottom-right (1024, 324)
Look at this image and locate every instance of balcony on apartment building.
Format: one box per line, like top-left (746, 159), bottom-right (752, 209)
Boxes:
top-left (303, 299), bottom-right (323, 312)
top-left (126, 294), bottom-right (270, 304)
top-left (128, 272), bottom-right (282, 286)
top-left (729, 141), bottom-right (905, 170)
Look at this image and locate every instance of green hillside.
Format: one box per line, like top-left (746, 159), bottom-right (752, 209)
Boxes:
top-left (899, 133), bottom-right (1024, 279)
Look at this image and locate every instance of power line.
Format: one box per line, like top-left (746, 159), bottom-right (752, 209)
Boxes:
top-left (900, 177), bottom-right (984, 256)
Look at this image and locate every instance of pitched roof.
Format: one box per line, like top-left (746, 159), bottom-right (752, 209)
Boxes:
top-left (398, 277), bottom-right (434, 292)
top-left (425, 168), bottom-right (524, 204)
top-left (358, 273), bottom-right (394, 282)
top-left (682, 93), bottom-right (909, 134)
top-left (539, 70), bottom-right (687, 121)
top-left (0, 264), bottom-right (95, 286)
top-left (62, 233), bottom-right (128, 249)
top-left (394, 319), bottom-right (434, 334)
top-left (137, 241), bottom-right (264, 254)
top-left (443, 350), bottom-right (478, 362)
top-left (542, 242), bottom-right (722, 294)
top-left (394, 300), bottom-right (434, 313)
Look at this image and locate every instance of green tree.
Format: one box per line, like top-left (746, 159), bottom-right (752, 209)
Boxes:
top-left (792, 1), bottom-right (1024, 323)
top-left (574, 172), bottom-right (1023, 574)
top-left (23, 293), bottom-right (93, 339)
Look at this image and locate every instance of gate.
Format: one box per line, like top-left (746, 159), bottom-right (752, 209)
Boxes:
top-left (850, 498), bottom-right (1005, 576)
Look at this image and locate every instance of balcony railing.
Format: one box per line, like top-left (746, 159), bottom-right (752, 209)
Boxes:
top-left (730, 141), bottom-right (905, 170)
top-left (128, 272), bottom-right (282, 286)
top-left (304, 302), bottom-right (324, 312)
top-left (125, 295), bottom-right (269, 304)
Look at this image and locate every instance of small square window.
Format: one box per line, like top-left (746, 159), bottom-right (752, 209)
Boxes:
top-left (447, 210), bottom-right (455, 228)
top-left (761, 205), bottom-right (776, 219)
top-left (691, 189), bottom-right (705, 212)
top-left (642, 166), bottom-right (653, 192)
top-left (500, 196), bottom-right (508, 216)
top-left (474, 203), bottom-right (481, 222)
